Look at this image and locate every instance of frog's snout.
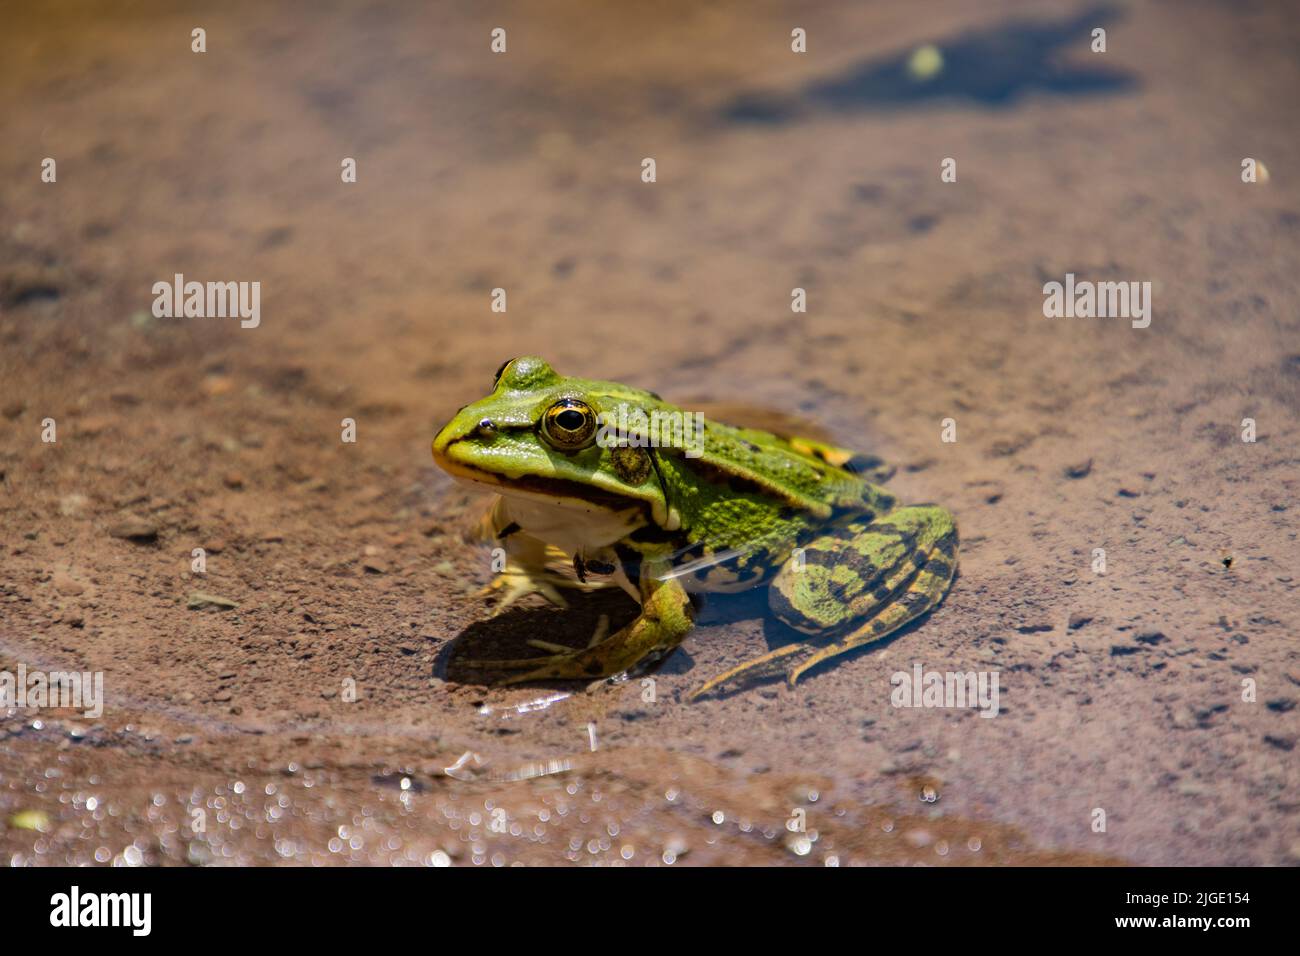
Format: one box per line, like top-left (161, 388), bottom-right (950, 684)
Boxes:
top-left (432, 410), bottom-right (494, 468)
top-left (431, 417), bottom-right (462, 465)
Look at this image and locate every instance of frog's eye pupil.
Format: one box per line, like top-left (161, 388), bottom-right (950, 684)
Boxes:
top-left (541, 400), bottom-right (596, 451)
top-left (556, 409), bottom-right (585, 431)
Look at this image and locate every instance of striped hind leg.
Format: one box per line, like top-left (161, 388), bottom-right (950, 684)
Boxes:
top-left (784, 540), bottom-right (956, 685)
top-left (686, 506), bottom-right (957, 700)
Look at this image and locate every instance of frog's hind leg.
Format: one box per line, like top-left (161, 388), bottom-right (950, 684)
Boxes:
top-left (686, 506), bottom-right (956, 700)
top-left (783, 529), bottom-right (956, 686)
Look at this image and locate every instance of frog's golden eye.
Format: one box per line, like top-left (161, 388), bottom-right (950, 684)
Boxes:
top-left (492, 359), bottom-right (514, 388)
top-left (541, 399), bottom-right (597, 451)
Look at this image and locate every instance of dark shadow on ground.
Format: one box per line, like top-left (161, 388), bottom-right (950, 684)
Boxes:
top-left (438, 587), bottom-right (640, 685)
top-left (439, 569), bottom-right (956, 701)
top-left (724, 3), bottom-right (1137, 123)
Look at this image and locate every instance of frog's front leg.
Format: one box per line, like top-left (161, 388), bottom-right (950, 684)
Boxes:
top-left (687, 505), bottom-right (957, 700)
top-left (477, 530), bottom-right (573, 613)
top-left (474, 498), bottom-right (601, 615)
top-left (458, 559), bottom-right (695, 685)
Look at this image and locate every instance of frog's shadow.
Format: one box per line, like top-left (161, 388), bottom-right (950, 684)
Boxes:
top-left (436, 587), bottom-right (642, 687)
top-left (437, 580), bottom-right (945, 697)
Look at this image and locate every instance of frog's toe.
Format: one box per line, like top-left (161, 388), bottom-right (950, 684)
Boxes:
top-left (493, 652), bottom-right (609, 686)
top-left (685, 644), bottom-right (806, 702)
top-left (455, 638), bottom-right (617, 674)
top-left (455, 654), bottom-right (563, 672)
top-left (460, 641), bottom-right (633, 685)
top-left (477, 571), bottom-right (571, 616)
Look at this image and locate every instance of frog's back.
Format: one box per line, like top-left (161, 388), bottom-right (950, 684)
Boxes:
top-left (632, 416), bottom-right (898, 592)
top-left (688, 416), bottom-right (898, 518)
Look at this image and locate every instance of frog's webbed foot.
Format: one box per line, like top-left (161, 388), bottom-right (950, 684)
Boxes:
top-left (686, 505), bottom-right (957, 701)
top-left (684, 643), bottom-right (808, 701)
top-left (460, 574), bottom-right (693, 686)
top-left (477, 565), bottom-right (587, 616)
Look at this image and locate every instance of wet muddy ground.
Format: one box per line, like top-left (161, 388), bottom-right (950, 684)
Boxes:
top-left (1, 0), bottom-right (1297, 865)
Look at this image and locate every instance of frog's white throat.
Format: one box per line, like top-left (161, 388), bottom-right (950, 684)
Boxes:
top-left (445, 468), bottom-right (652, 549)
top-left (492, 491), bottom-right (647, 556)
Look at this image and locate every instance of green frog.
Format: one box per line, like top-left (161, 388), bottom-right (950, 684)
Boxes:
top-left (432, 357), bottom-right (957, 700)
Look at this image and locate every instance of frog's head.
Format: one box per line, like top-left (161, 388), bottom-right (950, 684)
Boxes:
top-left (432, 357), bottom-right (677, 526)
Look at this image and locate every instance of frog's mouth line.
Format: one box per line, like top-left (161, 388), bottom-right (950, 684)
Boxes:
top-left (436, 454), bottom-right (650, 515)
